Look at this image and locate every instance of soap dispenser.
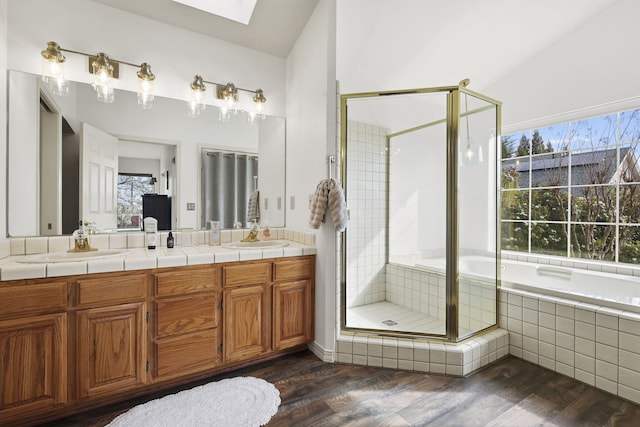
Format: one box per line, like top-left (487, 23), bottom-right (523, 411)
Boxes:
top-left (167, 231), bottom-right (174, 248)
top-left (143, 217), bottom-right (158, 249)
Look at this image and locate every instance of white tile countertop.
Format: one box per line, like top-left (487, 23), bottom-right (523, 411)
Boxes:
top-left (0, 241), bottom-right (316, 281)
top-left (0, 228), bottom-right (317, 281)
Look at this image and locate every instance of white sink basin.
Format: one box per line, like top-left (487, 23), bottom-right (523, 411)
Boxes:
top-left (17, 250), bottom-right (128, 263)
top-left (221, 240), bottom-right (289, 250)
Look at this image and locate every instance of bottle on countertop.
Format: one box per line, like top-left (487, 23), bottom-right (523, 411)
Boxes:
top-left (167, 231), bottom-right (174, 248)
top-left (143, 217), bottom-right (158, 250)
top-left (209, 221), bottom-right (221, 246)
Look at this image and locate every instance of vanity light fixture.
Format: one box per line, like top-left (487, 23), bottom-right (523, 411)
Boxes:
top-left (40, 41), bottom-right (156, 108)
top-left (187, 75), bottom-right (267, 122)
top-left (188, 75), bottom-right (207, 118)
top-left (249, 88), bottom-right (267, 123)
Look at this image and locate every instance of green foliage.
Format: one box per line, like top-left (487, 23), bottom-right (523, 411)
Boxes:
top-left (501, 135), bottom-right (516, 159)
top-left (501, 129), bottom-right (640, 264)
top-left (515, 130), bottom-right (554, 157)
top-left (516, 134), bottom-right (529, 157)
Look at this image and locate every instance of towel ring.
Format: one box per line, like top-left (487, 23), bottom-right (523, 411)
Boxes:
top-left (328, 154), bottom-right (335, 180)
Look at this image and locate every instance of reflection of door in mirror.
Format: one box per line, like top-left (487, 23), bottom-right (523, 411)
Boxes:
top-left (80, 123), bottom-right (118, 233)
top-left (40, 94), bottom-right (63, 235)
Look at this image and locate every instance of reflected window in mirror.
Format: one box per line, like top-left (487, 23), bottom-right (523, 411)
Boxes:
top-left (117, 173), bottom-right (155, 231)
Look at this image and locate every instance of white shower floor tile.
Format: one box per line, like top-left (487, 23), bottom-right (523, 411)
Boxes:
top-left (346, 301), bottom-right (445, 335)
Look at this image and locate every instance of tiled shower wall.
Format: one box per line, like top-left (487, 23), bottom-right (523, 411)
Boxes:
top-left (386, 263), bottom-right (496, 334)
top-left (385, 263), bottom-right (445, 320)
top-left (345, 120), bottom-right (388, 307)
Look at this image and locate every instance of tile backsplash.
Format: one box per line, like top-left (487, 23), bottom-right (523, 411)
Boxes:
top-left (5, 227), bottom-right (315, 257)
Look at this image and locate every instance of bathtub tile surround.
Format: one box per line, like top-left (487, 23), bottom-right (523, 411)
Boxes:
top-left (336, 328), bottom-right (509, 377)
top-left (502, 250), bottom-right (640, 278)
top-left (502, 286), bottom-right (640, 405)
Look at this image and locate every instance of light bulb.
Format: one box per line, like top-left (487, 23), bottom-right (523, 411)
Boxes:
top-left (137, 78), bottom-right (154, 109)
top-left (466, 141), bottom-right (474, 161)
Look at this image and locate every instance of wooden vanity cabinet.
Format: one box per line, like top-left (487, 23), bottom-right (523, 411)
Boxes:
top-left (222, 262), bottom-right (271, 362)
top-left (152, 266), bottom-right (222, 380)
top-left (273, 258), bottom-right (315, 350)
top-left (222, 257), bottom-right (315, 362)
top-left (73, 274), bottom-right (148, 400)
top-left (0, 281), bottom-right (68, 424)
top-left (0, 254), bottom-right (314, 426)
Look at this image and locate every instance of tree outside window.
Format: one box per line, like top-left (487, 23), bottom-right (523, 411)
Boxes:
top-left (117, 174), bottom-right (155, 229)
top-left (500, 109), bottom-right (640, 264)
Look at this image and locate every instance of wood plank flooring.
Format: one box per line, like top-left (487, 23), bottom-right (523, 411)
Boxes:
top-left (39, 350), bottom-right (640, 426)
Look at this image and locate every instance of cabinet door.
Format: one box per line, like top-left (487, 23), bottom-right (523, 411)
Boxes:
top-left (223, 285), bottom-right (269, 362)
top-left (77, 303), bottom-right (147, 399)
top-left (0, 313), bottom-right (67, 422)
top-left (273, 279), bottom-right (314, 350)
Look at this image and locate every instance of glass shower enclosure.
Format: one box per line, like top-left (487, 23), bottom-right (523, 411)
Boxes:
top-left (340, 81), bottom-right (502, 341)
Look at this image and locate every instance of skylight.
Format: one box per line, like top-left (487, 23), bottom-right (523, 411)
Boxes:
top-left (171, 0), bottom-right (258, 25)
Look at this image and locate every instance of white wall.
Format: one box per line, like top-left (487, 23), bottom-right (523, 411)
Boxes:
top-left (257, 118), bottom-right (286, 227)
top-left (487, 0), bottom-right (640, 127)
top-left (6, 0), bottom-right (285, 231)
top-left (0, 0), bottom-right (7, 253)
top-left (286, 0), bottom-right (336, 357)
top-left (7, 72), bottom-right (39, 236)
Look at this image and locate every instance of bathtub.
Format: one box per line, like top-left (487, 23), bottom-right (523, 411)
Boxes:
top-left (414, 255), bottom-right (640, 313)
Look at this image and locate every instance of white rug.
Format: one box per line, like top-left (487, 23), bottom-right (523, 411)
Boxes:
top-left (106, 376), bottom-right (281, 427)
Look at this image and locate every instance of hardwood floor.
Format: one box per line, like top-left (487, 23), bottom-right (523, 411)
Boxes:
top-left (39, 350), bottom-right (640, 426)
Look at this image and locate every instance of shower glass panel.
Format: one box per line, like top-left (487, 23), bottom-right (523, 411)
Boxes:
top-left (341, 83), bottom-right (501, 341)
top-left (457, 92), bottom-right (499, 339)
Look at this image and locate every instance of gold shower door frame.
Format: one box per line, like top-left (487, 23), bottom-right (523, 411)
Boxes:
top-left (340, 83), bottom-right (502, 342)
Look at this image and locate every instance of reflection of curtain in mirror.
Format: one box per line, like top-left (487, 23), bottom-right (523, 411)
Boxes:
top-left (201, 151), bottom-right (258, 229)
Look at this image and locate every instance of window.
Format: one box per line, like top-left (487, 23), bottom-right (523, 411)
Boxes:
top-left (501, 108), bottom-right (640, 264)
top-left (117, 174), bottom-right (156, 230)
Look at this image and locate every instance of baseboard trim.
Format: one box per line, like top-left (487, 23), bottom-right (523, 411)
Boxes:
top-left (308, 341), bottom-right (334, 363)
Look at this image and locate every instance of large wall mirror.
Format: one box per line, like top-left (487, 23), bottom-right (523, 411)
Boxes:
top-left (6, 70), bottom-right (285, 237)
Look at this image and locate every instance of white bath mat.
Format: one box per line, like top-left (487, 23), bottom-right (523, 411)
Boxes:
top-left (106, 376), bottom-right (280, 427)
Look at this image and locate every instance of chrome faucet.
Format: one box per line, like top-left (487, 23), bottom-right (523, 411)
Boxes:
top-left (241, 224), bottom-right (260, 243)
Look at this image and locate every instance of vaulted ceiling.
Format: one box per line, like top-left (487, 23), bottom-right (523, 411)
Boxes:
top-left (91, 0), bottom-right (320, 58)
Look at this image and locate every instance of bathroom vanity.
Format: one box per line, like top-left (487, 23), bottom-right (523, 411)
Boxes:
top-left (0, 253), bottom-right (315, 426)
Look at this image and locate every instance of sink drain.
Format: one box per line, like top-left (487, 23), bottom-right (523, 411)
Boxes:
top-left (382, 319), bottom-right (398, 326)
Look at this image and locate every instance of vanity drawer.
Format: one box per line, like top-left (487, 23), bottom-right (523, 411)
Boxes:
top-left (154, 293), bottom-right (220, 338)
top-left (273, 257), bottom-right (313, 281)
top-left (223, 262), bottom-right (270, 287)
top-left (154, 329), bottom-right (220, 379)
top-left (154, 267), bottom-right (220, 296)
top-left (75, 274), bottom-right (146, 307)
top-left (0, 282), bottom-right (67, 318)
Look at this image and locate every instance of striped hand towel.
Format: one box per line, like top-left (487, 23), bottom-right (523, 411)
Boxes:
top-left (328, 178), bottom-right (348, 232)
top-left (309, 180), bottom-right (329, 229)
top-left (247, 190), bottom-right (260, 221)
